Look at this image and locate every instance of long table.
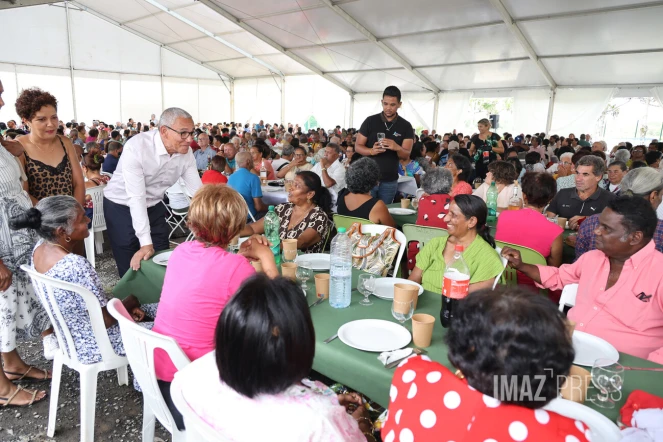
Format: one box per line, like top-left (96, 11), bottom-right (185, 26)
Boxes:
top-left (113, 252), bottom-right (663, 421)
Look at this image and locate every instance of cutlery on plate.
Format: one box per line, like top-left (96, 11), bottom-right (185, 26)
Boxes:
top-left (308, 297), bottom-right (326, 308)
top-left (385, 348), bottom-right (427, 369)
top-left (324, 333), bottom-right (338, 344)
top-left (623, 366), bottom-right (663, 372)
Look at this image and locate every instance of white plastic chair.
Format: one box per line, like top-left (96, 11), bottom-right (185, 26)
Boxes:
top-left (359, 224), bottom-right (407, 277)
top-left (493, 246), bottom-right (509, 290)
top-left (106, 299), bottom-right (190, 442)
top-left (100, 171), bottom-right (113, 178)
top-left (559, 284), bottom-right (579, 312)
top-left (170, 371), bottom-right (231, 442)
top-left (544, 397), bottom-right (621, 442)
top-left (84, 186), bottom-right (107, 268)
top-left (20, 264), bottom-right (128, 442)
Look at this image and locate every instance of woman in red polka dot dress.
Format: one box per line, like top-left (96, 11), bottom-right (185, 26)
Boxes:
top-left (382, 287), bottom-right (591, 442)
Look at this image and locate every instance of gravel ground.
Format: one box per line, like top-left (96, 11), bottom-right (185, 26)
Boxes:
top-left (1, 246), bottom-right (174, 442)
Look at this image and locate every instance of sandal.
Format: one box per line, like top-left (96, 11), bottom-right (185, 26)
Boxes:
top-left (1, 385), bottom-right (47, 407)
top-left (5, 366), bottom-right (51, 383)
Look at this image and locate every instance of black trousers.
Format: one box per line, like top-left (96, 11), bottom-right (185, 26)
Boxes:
top-left (104, 197), bottom-right (170, 277)
top-left (158, 380), bottom-right (185, 431)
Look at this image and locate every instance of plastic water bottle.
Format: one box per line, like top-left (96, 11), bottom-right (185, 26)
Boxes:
top-left (486, 181), bottom-right (498, 225)
top-left (441, 244), bottom-right (471, 328)
top-left (329, 227), bottom-right (352, 308)
top-left (263, 206), bottom-right (281, 265)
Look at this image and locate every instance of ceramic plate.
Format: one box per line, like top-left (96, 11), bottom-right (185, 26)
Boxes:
top-left (152, 251), bottom-right (174, 266)
top-left (572, 330), bottom-right (619, 367)
top-left (373, 278), bottom-right (424, 300)
top-left (296, 253), bottom-right (330, 271)
top-left (388, 208), bottom-right (416, 215)
top-left (338, 319), bottom-right (411, 352)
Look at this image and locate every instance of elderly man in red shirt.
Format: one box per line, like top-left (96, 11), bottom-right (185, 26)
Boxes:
top-left (503, 195), bottom-right (663, 364)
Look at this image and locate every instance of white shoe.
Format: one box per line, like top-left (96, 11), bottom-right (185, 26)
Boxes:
top-left (43, 334), bottom-right (59, 360)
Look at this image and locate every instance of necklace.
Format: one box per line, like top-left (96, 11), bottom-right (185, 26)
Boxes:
top-left (382, 113), bottom-right (398, 132)
top-left (48, 241), bottom-right (71, 254)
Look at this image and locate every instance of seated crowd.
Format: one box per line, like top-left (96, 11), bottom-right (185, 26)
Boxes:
top-left (1, 82), bottom-right (663, 441)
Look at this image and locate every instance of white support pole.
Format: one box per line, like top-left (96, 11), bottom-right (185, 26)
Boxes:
top-left (119, 75), bottom-right (123, 123)
top-left (432, 93), bottom-right (440, 133)
top-left (230, 80), bottom-right (235, 122)
top-left (281, 77), bottom-right (285, 125)
top-left (197, 79), bottom-right (201, 124)
top-left (64, 1), bottom-right (78, 121)
top-left (546, 88), bottom-right (556, 134)
top-left (349, 93), bottom-right (355, 128)
top-left (160, 46), bottom-right (165, 112)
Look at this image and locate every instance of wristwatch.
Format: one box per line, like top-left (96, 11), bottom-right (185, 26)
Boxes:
top-left (321, 167), bottom-right (328, 172)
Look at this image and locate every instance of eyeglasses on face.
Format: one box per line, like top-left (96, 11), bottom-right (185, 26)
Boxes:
top-left (165, 126), bottom-right (195, 140)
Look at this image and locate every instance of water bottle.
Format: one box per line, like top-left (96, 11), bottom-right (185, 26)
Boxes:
top-left (329, 227), bottom-right (352, 308)
top-left (263, 206), bottom-right (281, 265)
top-left (441, 245), bottom-right (471, 328)
top-left (486, 181), bottom-right (498, 225)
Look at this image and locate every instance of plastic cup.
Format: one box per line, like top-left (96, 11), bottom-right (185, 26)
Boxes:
top-left (401, 198), bottom-right (411, 209)
top-left (281, 262), bottom-right (298, 280)
top-left (282, 239), bottom-right (298, 262)
top-left (394, 283), bottom-right (419, 310)
top-left (251, 260), bottom-right (262, 273)
top-left (314, 273), bottom-right (330, 299)
top-left (557, 217), bottom-right (568, 229)
top-left (412, 314), bottom-right (435, 348)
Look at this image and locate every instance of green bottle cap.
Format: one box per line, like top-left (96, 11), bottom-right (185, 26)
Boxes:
top-left (337, 227), bottom-right (346, 233)
top-left (268, 205), bottom-right (275, 211)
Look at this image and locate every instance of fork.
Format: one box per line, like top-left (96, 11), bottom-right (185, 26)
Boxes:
top-left (308, 297), bottom-right (326, 308)
top-left (385, 348), bottom-right (427, 369)
top-left (323, 333), bottom-right (338, 344)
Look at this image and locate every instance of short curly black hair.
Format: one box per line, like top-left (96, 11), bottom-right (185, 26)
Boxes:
top-left (446, 286), bottom-right (574, 408)
top-left (346, 157), bottom-right (380, 194)
top-left (521, 172), bottom-right (557, 207)
top-left (15, 88), bottom-right (58, 121)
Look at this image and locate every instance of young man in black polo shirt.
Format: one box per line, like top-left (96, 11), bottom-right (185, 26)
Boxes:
top-left (546, 155), bottom-right (615, 230)
top-left (355, 86), bottom-right (414, 204)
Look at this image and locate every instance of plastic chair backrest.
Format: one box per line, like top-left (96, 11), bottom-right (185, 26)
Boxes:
top-left (402, 224), bottom-right (448, 248)
top-left (170, 372), bottom-right (232, 442)
top-left (559, 283), bottom-right (579, 312)
top-left (20, 264), bottom-right (124, 367)
top-left (543, 398), bottom-right (621, 442)
top-left (495, 240), bottom-right (547, 287)
top-left (85, 186), bottom-right (107, 231)
top-left (106, 299), bottom-right (190, 436)
top-left (333, 214), bottom-right (374, 232)
top-left (493, 246), bottom-right (509, 290)
top-left (359, 224), bottom-right (407, 276)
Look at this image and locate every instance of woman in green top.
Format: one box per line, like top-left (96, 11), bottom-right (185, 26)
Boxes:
top-left (409, 194), bottom-right (503, 294)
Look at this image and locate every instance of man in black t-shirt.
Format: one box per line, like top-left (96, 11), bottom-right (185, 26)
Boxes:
top-left (355, 86), bottom-right (414, 204)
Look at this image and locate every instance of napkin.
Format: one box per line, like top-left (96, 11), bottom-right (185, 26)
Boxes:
top-left (621, 409), bottom-right (663, 442)
top-left (378, 348), bottom-right (413, 366)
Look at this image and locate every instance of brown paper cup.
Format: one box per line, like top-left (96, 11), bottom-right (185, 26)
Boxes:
top-left (401, 198), bottom-right (411, 209)
top-left (314, 273), bottom-right (330, 299)
top-left (394, 283), bottom-right (419, 310)
top-left (282, 239), bottom-right (298, 262)
top-left (557, 217), bottom-right (568, 229)
top-left (281, 262), bottom-right (298, 280)
top-left (392, 299), bottom-right (413, 315)
top-left (560, 365), bottom-right (590, 403)
top-left (251, 260), bottom-right (263, 273)
top-left (412, 314), bottom-right (435, 348)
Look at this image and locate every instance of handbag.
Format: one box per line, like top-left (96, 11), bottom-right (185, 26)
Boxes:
top-left (346, 222), bottom-right (401, 277)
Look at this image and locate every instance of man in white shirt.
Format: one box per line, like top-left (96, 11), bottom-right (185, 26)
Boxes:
top-left (311, 143), bottom-right (346, 211)
top-left (104, 107), bottom-right (202, 276)
top-left (272, 145), bottom-right (293, 172)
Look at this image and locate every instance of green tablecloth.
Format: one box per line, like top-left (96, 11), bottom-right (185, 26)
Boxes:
top-left (113, 253), bottom-right (663, 421)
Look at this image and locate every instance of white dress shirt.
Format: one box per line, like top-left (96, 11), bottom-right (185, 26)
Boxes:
top-left (104, 130), bottom-right (202, 247)
top-left (311, 159), bottom-right (346, 211)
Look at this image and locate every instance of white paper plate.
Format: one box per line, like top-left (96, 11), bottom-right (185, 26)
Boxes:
top-left (388, 208), bottom-right (416, 215)
top-left (373, 278), bottom-right (424, 300)
top-left (262, 186), bottom-right (282, 192)
top-left (296, 253), bottom-right (330, 271)
top-left (152, 251), bottom-right (174, 266)
top-left (338, 319), bottom-right (411, 352)
top-left (572, 330), bottom-right (619, 367)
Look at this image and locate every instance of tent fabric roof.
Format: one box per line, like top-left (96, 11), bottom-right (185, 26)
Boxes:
top-left (23, 0), bottom-right (663, 93)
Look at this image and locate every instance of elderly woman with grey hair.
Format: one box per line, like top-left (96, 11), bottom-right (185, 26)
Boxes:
top-left (416, 168), bottom-right (454, 229)
top-left (574, 167), bottom-right (663, 259)
top-left (611, 148), bottom-right (631, 165)
top-left (336, 157), bottom-right (396, 227)
top-left (10, 195), bottom-right (158, 365)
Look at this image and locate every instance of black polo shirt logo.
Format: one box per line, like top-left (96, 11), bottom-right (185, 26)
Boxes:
top-left (393, 132), bottom-right (402, 138)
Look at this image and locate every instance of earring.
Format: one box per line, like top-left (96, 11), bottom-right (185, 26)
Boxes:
top-left (65, 236), bottom-right (71, 243)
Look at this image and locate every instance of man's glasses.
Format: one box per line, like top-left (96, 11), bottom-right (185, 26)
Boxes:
top-left (165, 126), bottom-right (195, 140)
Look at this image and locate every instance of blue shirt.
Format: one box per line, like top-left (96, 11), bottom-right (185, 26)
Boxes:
top-left (102, 154), bottom-right (119, 174)
top-left (228, 168), bottom-right (262, 217)
top-left (193, 147), bottom-right (216, 171)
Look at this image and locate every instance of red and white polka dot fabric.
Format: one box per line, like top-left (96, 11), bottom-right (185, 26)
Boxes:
top-left (382, 356), bottom-right (591, 442)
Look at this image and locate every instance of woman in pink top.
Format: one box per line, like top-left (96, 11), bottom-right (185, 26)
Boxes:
top-left (151, 185), bottom-right (279, 430)
top-left (445, 154), bottom-right (473, 197)
top-left (496, 172), bottom-right (563, 288)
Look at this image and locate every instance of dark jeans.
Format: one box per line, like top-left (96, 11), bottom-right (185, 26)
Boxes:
top-left (103, 198), bottom-right (170, 277)
top-left (370, 179), bottom-right (399, 205)
top-left (157, 380), bottom-right (185, 431)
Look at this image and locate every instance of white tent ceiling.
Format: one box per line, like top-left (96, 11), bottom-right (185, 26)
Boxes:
top-left (59, 0), bottom-right (663, 93)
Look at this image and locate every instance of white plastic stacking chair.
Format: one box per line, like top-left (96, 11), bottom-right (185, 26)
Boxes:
top-left (559, 284), bottom-right (579, 312)
top-left (84, 186), bottom-right (107, 268)
top-left (358, 224), bottom-right (407, 277)
top-left (170, 373), bottom-right (231, 442)
top-left (492, 246), bottom-right (509, 290)
top-left (20, 264), bottom-right (129, 442)
top-left (544, 397), bottom-right (621, 441)
top-left (106, 299), bottom-right (190, 442)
